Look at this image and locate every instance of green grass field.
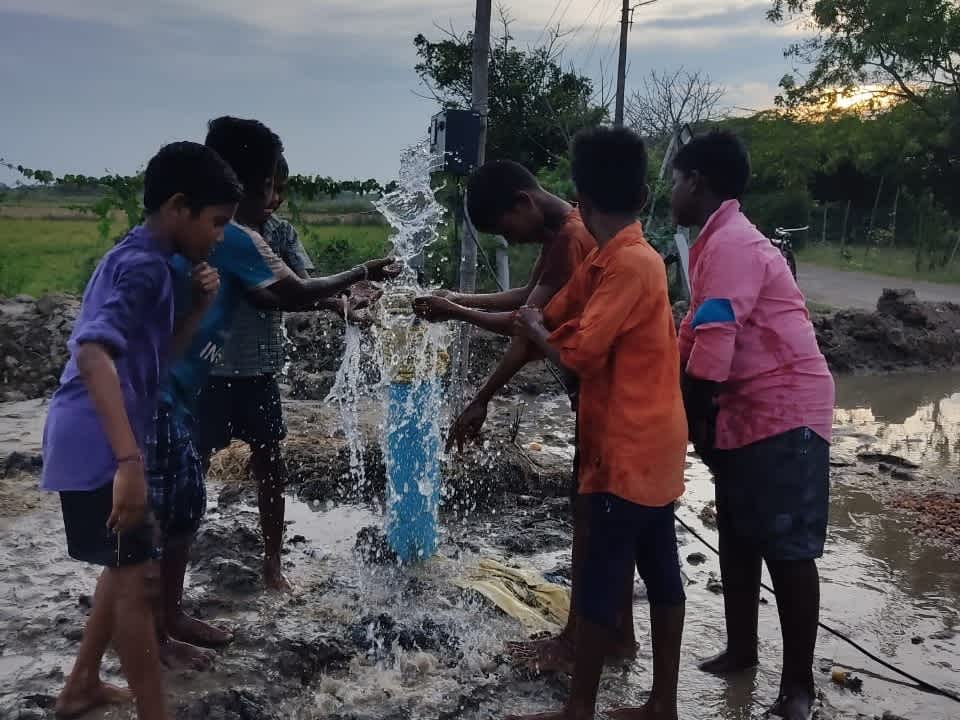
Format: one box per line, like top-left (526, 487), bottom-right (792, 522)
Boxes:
top-left (0, 217), bottom-right (396, 298)
top-left (798, 243), bottom-right (960, 285)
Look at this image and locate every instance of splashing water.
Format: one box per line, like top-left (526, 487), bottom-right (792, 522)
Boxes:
top-left (328, 138), bottom-right (451, 564)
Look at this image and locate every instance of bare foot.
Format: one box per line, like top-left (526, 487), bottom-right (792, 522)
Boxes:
top-left (605, 701), bottom-right (678, 720)
top-left (55, 680), bottom-right (132, 718)
top-left (509, 635), bottom-right (575, 675)
top-left (159, 636), bottom-right (215, 671)
top-left (768, 691), bottom-right (815, 720)
top-left (698, 648), bottom-right (759, 675)
top-left (509, 635), bottom-right (637, 676)
top-left (170, 612), bottom-right (233, 648)
top-left (264, 556), bottom-right (293, 593)
top-left (505, 709), bottom-right (591, 720)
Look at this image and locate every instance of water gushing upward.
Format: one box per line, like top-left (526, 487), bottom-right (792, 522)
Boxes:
top-left (329, 138), bottom-right (450, 564)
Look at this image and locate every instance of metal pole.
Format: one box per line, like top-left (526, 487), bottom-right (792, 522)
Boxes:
top-left (494, 236), bottom-right (510, 290)
top-left (614, 0), bottom-right (630, 127)
top-left (459, 0), bottom-right (491, 295)
top-left (457, 0), bottom-right (492, 381)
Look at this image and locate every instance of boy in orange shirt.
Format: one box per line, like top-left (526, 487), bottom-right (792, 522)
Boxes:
top-left (510, 126), bottom-right (688, 720)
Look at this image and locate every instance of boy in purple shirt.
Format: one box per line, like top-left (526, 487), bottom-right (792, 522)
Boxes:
top-left (41, 142), bottom-right (242, 720)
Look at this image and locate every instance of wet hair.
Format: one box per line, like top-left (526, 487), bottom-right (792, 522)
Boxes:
top-left (142, 141), bottom-right (243, 214)
top-left (571, 126), bottom-right (648, 214)
top-left (466, 160), bottom-right (540, 232)
top-left (276, 154), bottom-right (290, 183)
top-left (204, 116), bottom-right (283, 197)
top-left (673, 130), bottom-right (751, 200)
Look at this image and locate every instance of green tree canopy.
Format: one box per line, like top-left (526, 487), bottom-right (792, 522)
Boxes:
top-left (769, 0), bottom-right (960, 109)
top-left (414, 24), bottom-right (606, 174)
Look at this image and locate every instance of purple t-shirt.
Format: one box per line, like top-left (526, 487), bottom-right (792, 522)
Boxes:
top-left (41, 225), bottom-right (175, 492)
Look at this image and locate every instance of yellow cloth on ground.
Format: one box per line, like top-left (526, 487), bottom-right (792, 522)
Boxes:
top-left (454, 558), bottom-right (570, 633)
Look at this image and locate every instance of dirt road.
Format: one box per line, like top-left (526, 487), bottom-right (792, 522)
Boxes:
top-left (799, 263), bottom-right (960, 310)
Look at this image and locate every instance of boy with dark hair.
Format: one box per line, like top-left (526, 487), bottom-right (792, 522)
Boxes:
top-left (412, 160), bottom-right (612, 673)
top-left (672, 130), bottom-right (834, 720)
top-left (198, 153), bottom-right (368, 592)
top-left (509, 126), bottom-right (688, 720)
top-left (413, 159), bottom-right (594, 447)
top-left (41, 141), bottom-right (241, 720)
top-left (150, 117), bottom-right (398, 667)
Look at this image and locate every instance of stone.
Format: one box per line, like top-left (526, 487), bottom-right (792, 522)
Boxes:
top-left (211, 559), bottom-right (260, 594)
top-left (686, 552), bottom-right (707, 566)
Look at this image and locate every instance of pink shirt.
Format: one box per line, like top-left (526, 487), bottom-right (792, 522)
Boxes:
top-left (678, 200), bottom-right (834, 450)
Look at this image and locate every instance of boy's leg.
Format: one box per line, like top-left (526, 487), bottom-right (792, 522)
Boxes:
top-left (510, 496), bottom-right (636, 674)
top-left (505, 493), bottom-right (636, 720)
top-left (249, 441), bottom-right (289, 590)
top-left (148, 406), bottom-right (228, 666)
top-left (698, 450), bottom-right (762, 674)
top-left (235, 375), bottom-right (290, 592)
top-left (762, 429), bottom-right (830, 720)
top-left (55, 486), bottom-right (158, 718)
top-left (608, 504), bottom-right (685, 720)
top-left (110, 563), bottom-right (168, 720)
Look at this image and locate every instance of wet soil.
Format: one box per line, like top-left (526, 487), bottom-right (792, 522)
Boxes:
top-left (2, 373), bottom-right (960, 719)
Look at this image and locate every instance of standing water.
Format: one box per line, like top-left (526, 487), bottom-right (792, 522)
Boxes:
top-left (328, 139), bottom-right (451, 563)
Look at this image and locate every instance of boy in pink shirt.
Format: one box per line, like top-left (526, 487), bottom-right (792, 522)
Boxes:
top-left (673, 131), bottom-right (834, 720)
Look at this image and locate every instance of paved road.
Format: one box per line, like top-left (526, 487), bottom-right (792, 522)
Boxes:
top-left (798, 263), bottom-right (960, 310)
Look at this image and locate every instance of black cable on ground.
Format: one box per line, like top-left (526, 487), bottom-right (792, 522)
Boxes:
top-left (673, 514), bottom-right (960, 704)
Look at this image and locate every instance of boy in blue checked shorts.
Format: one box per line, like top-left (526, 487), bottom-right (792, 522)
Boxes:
top-left (149, 117), bottom-right (400, 669)
top-left (41, 142), bottom-right (241, 720)
top-left (198, 154), bottom-right (369, 592)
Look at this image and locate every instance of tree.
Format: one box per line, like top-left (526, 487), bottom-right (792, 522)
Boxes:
top-left (414, 18), bottom-right (606, 174)
top-left (769, 0), bottom-right (960, 110)
top-left (626, 68), bottom-right (726, 141)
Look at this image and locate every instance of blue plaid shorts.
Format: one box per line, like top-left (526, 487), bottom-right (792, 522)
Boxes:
top-left (146, 404), bottom-right (207, 542)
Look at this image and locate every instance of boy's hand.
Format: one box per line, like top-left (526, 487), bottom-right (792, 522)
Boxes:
top-left (413, 295), bottom-right (457, 322)
top-left (108, 460), bottom-right (147, 535)
top-left (446, 400), bottom-right (488, 453)
top-left (191, 263), bottom-right (220, 312)
top-left (363, 258), bottom-right (402, 282)
top-left (343, 294), bottom-right (374, 327)
top-left (512, 306), bottom-right (544, 338)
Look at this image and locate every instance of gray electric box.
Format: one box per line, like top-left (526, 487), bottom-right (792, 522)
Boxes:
top-left (429, 109), bottom-right (484, 176)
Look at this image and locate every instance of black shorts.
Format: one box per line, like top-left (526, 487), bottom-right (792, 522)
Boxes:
top-left (578, 493), bottom-right (685, 627)
top-left (709, 427), bottom-right (830, 562)
top-left (60, 482), bottom-right (159, 567)
top-left (197, 375), bottom-right (286, 459)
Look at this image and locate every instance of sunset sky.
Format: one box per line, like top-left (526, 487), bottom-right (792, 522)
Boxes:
top-left (0, 1), bottom-right (805, 183)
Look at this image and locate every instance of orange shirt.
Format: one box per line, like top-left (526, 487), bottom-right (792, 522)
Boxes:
top-left (543, 222), bottom-right (687, 507)
top-left (537, 208), bottom-right (596, 295)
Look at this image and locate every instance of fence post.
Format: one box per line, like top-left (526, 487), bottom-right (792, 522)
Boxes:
top-left (841, 200), bottom-right (851, 248)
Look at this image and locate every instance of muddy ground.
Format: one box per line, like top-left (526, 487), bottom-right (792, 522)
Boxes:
top-left (2, 391), bottom-right (960, 719)
top-left (2, 289), bottom-right (960, 719)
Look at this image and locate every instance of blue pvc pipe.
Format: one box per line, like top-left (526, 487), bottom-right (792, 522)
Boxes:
top-left (385, 380), bottom-right (441, 564)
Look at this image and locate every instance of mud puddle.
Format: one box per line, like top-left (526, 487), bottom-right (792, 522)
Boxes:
top-left (1, 372), bottom-right (960, 719)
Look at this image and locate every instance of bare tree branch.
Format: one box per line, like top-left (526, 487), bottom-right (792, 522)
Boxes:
top-left (626, 69), bottom-right (726, 140)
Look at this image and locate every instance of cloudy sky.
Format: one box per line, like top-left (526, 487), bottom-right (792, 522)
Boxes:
top-left (0, 1), bottom-right (805, 184)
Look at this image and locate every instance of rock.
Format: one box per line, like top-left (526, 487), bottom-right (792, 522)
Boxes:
top-left (354, 526), bottom-right (397, 565)
top-left (277, 634), bottom-right (352, 683)
top-left (911, 635), bottom-right (924, 644)
top-left (857, 453), bottom-right (920, 470)
top-left (706, 575), bottom-right (723, 594)
top-left (176, 688), bottom-right (275, 720)
top-left (699, 502), bottom-right (718, 530)
top-left (2, 451), bottom-right (42, 477)
top-left (881, 713), bottom-right (910, 720)
top-left (211, 559), bottom-right (259, 594)
top-left (686, 552), bottom-right (707, 566)
top-left (930, 629), bottom-right (956, 640)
